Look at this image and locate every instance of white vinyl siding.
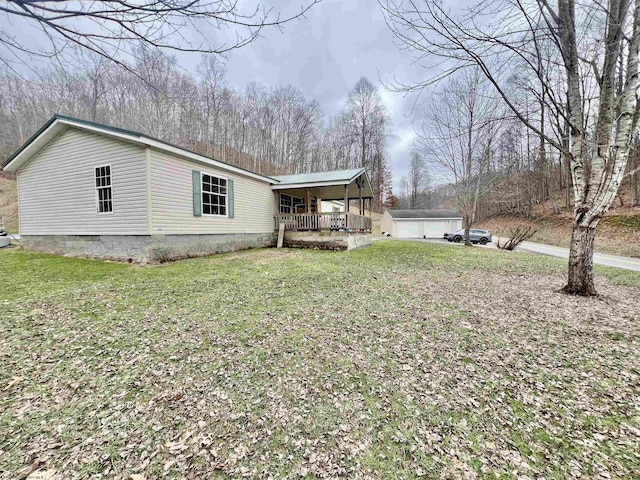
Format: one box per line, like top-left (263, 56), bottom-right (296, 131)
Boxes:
top-left (320, 200), bottom-right (344, 213)
top-left (18, 128), bottom-right (147, 235)
top-left (149, 149), bottom-right (274, 234)
top-left (380, 210), bottom-right (395, 236)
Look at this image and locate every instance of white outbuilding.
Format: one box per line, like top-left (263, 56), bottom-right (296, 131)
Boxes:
top-left (381, 209), bottom-right (463, 238)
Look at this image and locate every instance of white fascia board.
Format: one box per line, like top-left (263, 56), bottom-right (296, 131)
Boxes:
top-left (271, 180), bottom-right (351, 189)
top-left (3, 121), bottom-right (66, 171)
top-left (63, 119), bottom-right (140, 143)
top-left (348, 168), bottom-right (366, 180)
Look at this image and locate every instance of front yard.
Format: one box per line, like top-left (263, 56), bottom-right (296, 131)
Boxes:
top-left (1, 241), bottom-right (639, 479)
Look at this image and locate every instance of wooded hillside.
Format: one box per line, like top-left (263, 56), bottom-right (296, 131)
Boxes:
top-left (0, 172), bottom-right (17, 233)
top-left (0, 52), bottom-right (392, 210)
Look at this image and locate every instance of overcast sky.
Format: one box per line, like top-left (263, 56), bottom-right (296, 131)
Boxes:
top-left (184, 0), bottom-right (428, 190)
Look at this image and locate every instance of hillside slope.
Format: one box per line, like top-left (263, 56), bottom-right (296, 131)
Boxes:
top-left (0, 174), bottom-right (17, 233)
top-left (478, 208), bottom-right (640, 258)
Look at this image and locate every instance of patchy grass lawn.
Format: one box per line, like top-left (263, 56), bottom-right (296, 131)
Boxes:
top-left (1, 241), bottom-right (639, 479)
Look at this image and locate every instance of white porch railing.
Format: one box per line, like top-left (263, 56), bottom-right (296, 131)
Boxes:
top-left (274, 212), bottom-right (372, 232)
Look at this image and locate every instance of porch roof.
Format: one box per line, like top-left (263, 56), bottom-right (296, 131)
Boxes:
top-left (271, 167), bottom-right (373, 200)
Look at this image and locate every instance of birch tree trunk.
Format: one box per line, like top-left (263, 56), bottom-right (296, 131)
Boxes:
top-left (558, 0), bottom-right (640, 295)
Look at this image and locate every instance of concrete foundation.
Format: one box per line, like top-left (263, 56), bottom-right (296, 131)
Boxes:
top-left (283, 231), bottom-right (373, 251)
top-left (20, 233), bottom-right (276, 263)
top-left (19, 230), bottom-right (371, 262)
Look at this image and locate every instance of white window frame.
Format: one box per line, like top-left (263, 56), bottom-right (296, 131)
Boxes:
top-left (280, 193), bottom-right (304, 214)
top-left (94, 164), bottom-right (114, 215)
top-left (201, 172), bottom-right (229, 217)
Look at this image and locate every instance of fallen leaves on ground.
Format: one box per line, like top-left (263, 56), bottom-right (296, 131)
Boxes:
top-left (0, 242), bottom-right (638, 478)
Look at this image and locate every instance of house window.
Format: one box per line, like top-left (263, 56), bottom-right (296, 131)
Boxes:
top-left (202, 173), bottom-right (227, 216)
top-left (280, 194), bottom-right (304, 213)
top-left (95, 165), bottom-right (113, 213)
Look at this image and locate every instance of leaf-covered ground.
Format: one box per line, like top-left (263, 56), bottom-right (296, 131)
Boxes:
top-left (1, 241), bottom-right (639, 479)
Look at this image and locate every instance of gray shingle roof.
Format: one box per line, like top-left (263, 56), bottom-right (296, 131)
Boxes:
top-left (387, 209), bottom-right (461, 219)
top-left (271, 168), bottom-right (364, 185)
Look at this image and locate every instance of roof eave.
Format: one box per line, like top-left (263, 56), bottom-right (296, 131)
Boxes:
top-left (140, 137), bottom-right (275, 183)
top-left (271, 167), bottom-right (367, 187)
top-left (3, 115), bottom-right (276, 184)
top-left (3, 116), bottom-right (62, 171)
top-left (271, 180), bottom-right (351, 189)
top-left (348, 167), bottom-right (366, 182)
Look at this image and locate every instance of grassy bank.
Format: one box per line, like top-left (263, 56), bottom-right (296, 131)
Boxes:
top-left (478, 211), bottom-right (640, 258)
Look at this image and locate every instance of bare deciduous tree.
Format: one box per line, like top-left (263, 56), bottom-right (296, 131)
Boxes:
top-left (381, 0), bottom-right (640, 295)
top-left (0, 0), bottom-right (319, 72)
top-left (0, 56), bottom-right (396, 210)
top-left (497, 226), bottom-right (538, 250)
top-left (343, 79), bottom-right (389, 167)
top-left (407, 152), bottom-right (429, 208)
top-left (342, 77), bottom-right (392, 209)
top-left (415, 70), bottom-right (502, 246)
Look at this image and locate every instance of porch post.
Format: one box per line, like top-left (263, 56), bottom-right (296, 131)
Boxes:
top-left (306, 188), bottom-right (311, 213)
top-left (273, 190), bottom-right (280, 230)
top-left (359, 174), bottom-right (363, 215)
top-left (344, 184), bottom-right (349, 212)
top-left (344, 184), bottom-right (349, 229)
top-left (274, 190), bottom-right (280, 215)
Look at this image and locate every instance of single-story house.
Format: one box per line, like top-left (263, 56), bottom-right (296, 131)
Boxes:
top-left (3, 115), bottom-right (374, 261)
top-left (381, 209), bottom-right (462, 238)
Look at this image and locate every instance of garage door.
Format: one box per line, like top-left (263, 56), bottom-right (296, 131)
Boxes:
top-left (396, 221), bottom-right (420, 238)
top-left (422, 220), bottom-right (449, 238)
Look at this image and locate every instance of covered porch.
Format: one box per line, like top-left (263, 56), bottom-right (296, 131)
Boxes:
top-left (274, 211), bottom-right (371, 232)
top-left (271, 168), bottom-right (374, 233)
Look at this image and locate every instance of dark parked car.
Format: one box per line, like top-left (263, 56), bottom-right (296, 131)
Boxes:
top-left (444, 228), bottom-right (492, 245)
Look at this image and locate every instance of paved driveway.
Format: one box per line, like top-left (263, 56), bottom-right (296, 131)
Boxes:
top-left (504, 239), bottom-right (640, 272)
top-left (376, 236), bottom-right (640, 272)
